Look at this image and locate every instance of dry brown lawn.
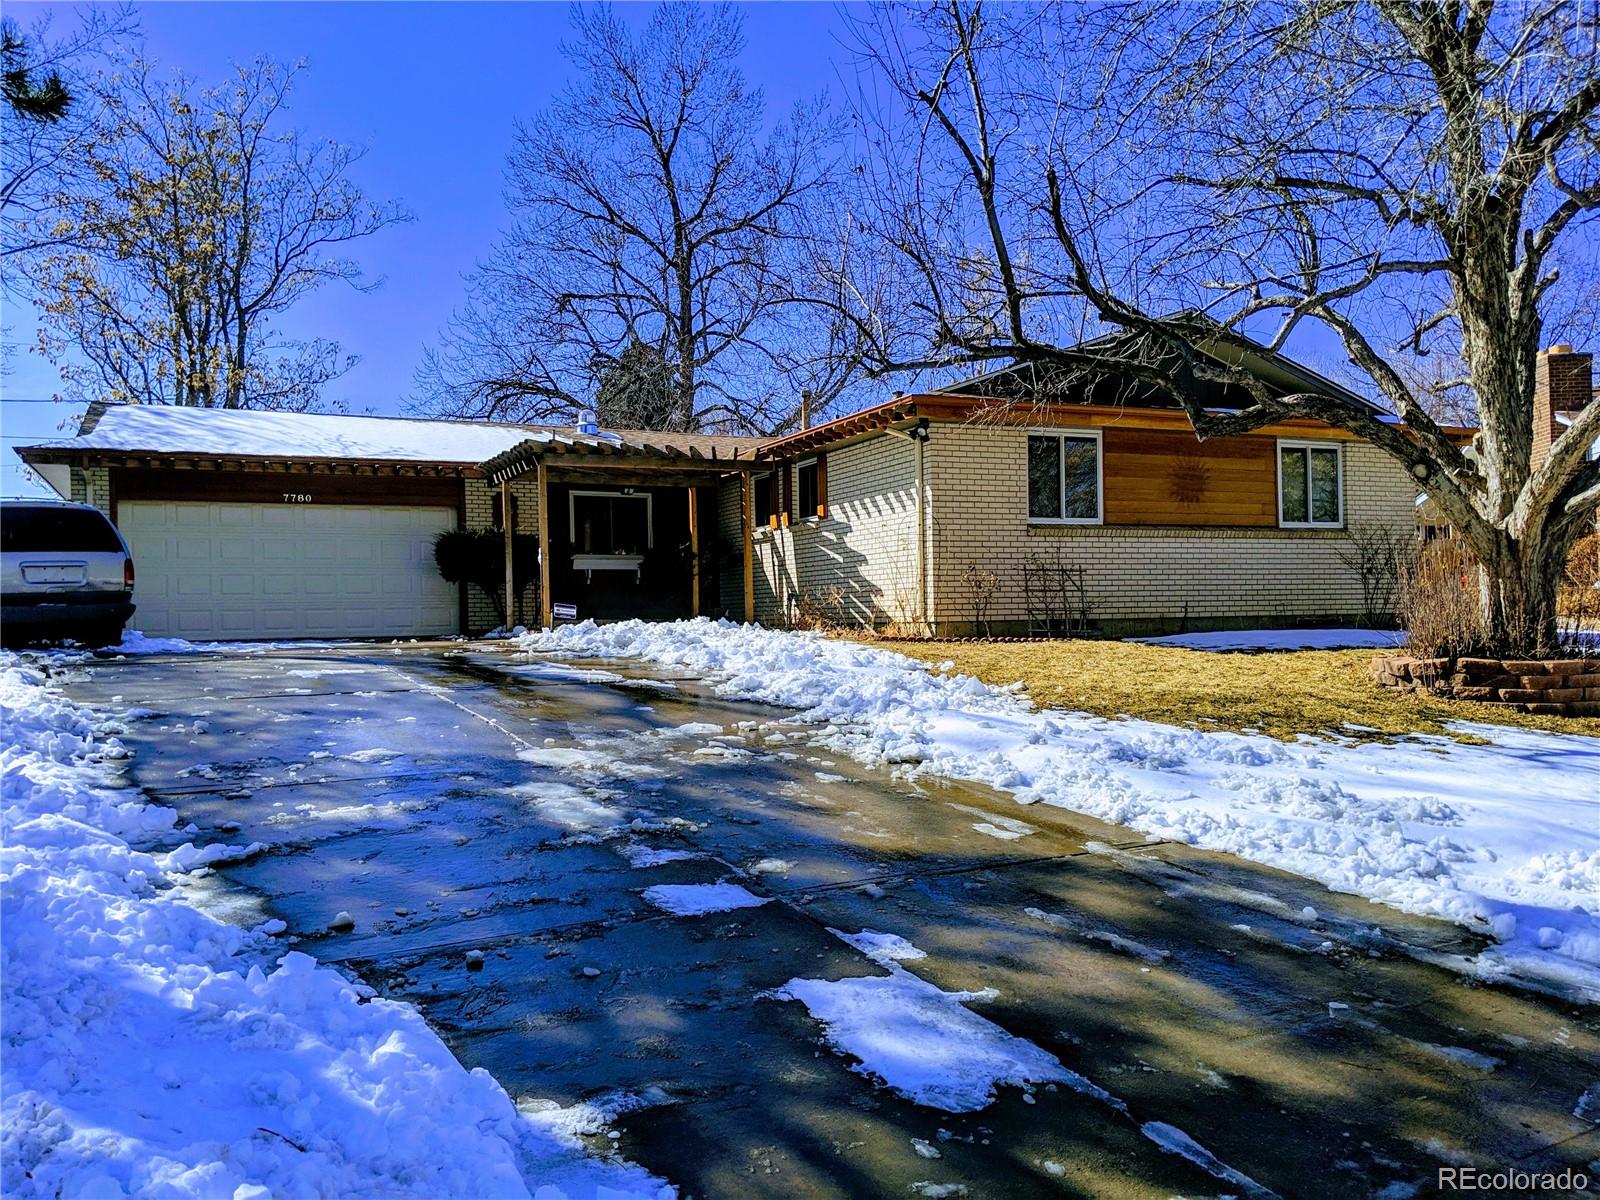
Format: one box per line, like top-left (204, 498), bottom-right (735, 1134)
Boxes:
top-left (854, 636), bottom-right (1600, 742)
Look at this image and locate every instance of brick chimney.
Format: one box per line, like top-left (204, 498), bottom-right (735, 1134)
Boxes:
top-left (1532, 344), bottom-right (1593, 471)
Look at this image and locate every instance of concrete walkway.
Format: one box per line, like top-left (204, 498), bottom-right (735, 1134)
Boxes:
top-left (65, 643), bottom-right (1600, 1199)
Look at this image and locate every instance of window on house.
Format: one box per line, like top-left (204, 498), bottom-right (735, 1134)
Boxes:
top-left (1278, 441), bottom-right (1343, 527)
top-left (1027, 432), bottom-right (1101, 523)
top-left (796, 456), bottom-right (826, 519)
top-left (753, 472), bottom-right (778, 526)
top-left (569, 490), bottom-right (652, 554)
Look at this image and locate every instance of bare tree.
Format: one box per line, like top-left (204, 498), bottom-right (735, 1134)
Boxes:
top-left (847, 0), bottom-right (1600, 655)
top-left (415, 3), bottom-right (845, 434)
top-left (1, 7), bottom-right (135, 275)
top-left (593, 338), bottom-right (679, 429)
top-left (24, 58), bottom-right (408, 409)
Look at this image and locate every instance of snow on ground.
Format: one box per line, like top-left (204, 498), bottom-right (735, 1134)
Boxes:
top-left (771, 955), bottom-right (1071, 1113)
top-left (1139, 1122), bottom-right (1274, 1198)
top-left (0, 653), bottom-right (672, 1200)
top-left (641, 882), bottom-right (769, 916)
top-left (1134, 627), bottom-right (1406, 652)
top-left (774, 928), bottom-right (1271, 1195)
top-left (112, 630), bottom-right (347, 655)
top-left (519, 619), bottom-right (1600, 1001)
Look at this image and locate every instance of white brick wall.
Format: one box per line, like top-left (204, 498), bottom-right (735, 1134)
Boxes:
top-left (751, 435), bottom-right (926, 630)
top-left (924, 424), bottom-right (1417, 635)
top-left (71, 466), bottom-right (111, 511)
top-left (462, 476), bottom-right (540, 632)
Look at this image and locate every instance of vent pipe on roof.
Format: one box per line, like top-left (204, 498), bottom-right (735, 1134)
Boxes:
top-left (577, 410), bottom-right (599, 436)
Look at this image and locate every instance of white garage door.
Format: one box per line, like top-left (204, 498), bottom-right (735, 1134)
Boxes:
top-left (117, 502), bottom-right (459, 640)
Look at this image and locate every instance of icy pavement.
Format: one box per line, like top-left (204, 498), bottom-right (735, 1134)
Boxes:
top-left (42, 640), bottom-right (1600, 1199)
top-left (0, 651), bottom-right (670, 1200)
top-left (521, 619), bottom-right (1600, 1002)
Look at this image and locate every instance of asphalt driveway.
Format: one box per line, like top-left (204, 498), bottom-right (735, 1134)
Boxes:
top-left (64, 642), bottom-right (1600, 1199)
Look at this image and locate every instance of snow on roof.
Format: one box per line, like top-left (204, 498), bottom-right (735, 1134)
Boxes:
top-left (21, 404), bottom-right (561, 464)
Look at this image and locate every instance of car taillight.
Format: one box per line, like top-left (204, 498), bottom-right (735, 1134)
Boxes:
top-left (124, 558), bottom-right (135, 590)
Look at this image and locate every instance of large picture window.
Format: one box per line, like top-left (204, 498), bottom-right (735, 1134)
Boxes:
top-left (1027, 431), bottom-right (1102, 523)
top-left (1277, 441), bottom-right (1343, 528)
top-left (569, 490), bottom-right (653, 554)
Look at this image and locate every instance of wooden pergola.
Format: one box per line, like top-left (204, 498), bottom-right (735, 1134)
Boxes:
top-left (479, 434), bottom-right (764, 629)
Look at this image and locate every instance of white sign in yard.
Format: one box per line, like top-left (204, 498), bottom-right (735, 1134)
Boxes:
top-left (552, 603), bottom-right (578, 621)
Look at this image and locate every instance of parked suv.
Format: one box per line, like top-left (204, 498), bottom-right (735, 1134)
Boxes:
top-left (1, 500), bottom-right (135, 648)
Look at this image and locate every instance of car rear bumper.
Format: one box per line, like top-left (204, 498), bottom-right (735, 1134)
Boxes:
top-left (2, 592), bottom-right (136, 633)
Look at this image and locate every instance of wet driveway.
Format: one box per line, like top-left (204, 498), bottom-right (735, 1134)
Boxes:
top-left (63, 642), bottom-right (1600, 1199)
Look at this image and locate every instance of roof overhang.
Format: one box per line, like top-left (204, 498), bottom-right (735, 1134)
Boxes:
top-left (14, 446), bottom-right (486, 477)
top-left (756, 393), bottom-right (1477, 460)
top-left (481, 435), bottom-right (760, 486)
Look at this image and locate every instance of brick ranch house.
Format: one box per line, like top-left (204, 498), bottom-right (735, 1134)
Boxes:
top-left (22, 339), bottom-right (1578, 643)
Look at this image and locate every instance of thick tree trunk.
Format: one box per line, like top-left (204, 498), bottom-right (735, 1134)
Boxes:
top-left (1481, 544), bottom-right (1561, 658)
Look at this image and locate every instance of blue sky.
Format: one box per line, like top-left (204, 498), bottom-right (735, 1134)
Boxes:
top-left (2, 1), bottom-right (862, 496)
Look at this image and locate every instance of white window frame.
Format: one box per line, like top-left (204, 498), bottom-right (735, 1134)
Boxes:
top-left (1026, 428), bottom-right (1104, 526)
top-left (1276, 439), bottom-right (1344, 529)
top-left (568, 489), bottom-right (654, 549)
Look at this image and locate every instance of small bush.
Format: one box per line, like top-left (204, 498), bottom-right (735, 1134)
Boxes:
top-left (433, 529), bottom-right (540, 625)
top-left (1396, 540), bottom-right (1486, 659)
top-left (961, 563), bottom-right (1001, 637)
top-left (790, 586), bottom-right (849, 632)
top-left (1336, 525), bottom-right (1406, 628)
top-left (1559, 533), bottom-right (1600, 649)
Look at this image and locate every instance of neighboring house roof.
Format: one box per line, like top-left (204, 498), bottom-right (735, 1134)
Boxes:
top-left (928, 323), bottom-right (1384, 416)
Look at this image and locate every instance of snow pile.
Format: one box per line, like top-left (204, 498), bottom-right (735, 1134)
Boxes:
top-left (519, 619), bottom-right (1600, 1001)
top-left (1134, 627), bottom-right (1406, 652)
top-left (101, 631), bottom-right (343, 656)
top-left (0, 654), bottom-right (671, 1200)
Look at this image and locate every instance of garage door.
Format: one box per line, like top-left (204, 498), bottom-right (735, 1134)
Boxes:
top-left (117, 502), bottom-right (459, 640)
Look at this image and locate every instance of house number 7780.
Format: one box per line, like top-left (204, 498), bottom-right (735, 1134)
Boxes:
top-left (282, 493), bottom-right (313, 503)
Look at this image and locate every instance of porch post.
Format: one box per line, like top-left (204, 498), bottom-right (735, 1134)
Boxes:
top-left (501, 479), bottom-right (516, 630)
top-left (687, 485), bottom-right (700, 617)
top-left (741, 471), bottom-right (755, 623)
top-left (537, 462), bottom-right (553, 629)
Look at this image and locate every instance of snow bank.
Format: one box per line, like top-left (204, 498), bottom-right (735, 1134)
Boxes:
top-left (0, 654), bottom-right (672, 1200)
top-left (102, 631), bottom-right (343, 655)
top-left (1133, 627), bottom-right (1406, 652)
top-left (518, 620), bottom-right (1600, 1001)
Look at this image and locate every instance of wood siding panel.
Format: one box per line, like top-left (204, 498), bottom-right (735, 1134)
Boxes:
top-left (114, 468), bottom-right (461, 507)
top-left (1101, 429), bottom-right (1277, 527)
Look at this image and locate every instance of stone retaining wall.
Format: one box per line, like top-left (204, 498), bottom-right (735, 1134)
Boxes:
top-left (1373, 654), bottom-right (1600, 717)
